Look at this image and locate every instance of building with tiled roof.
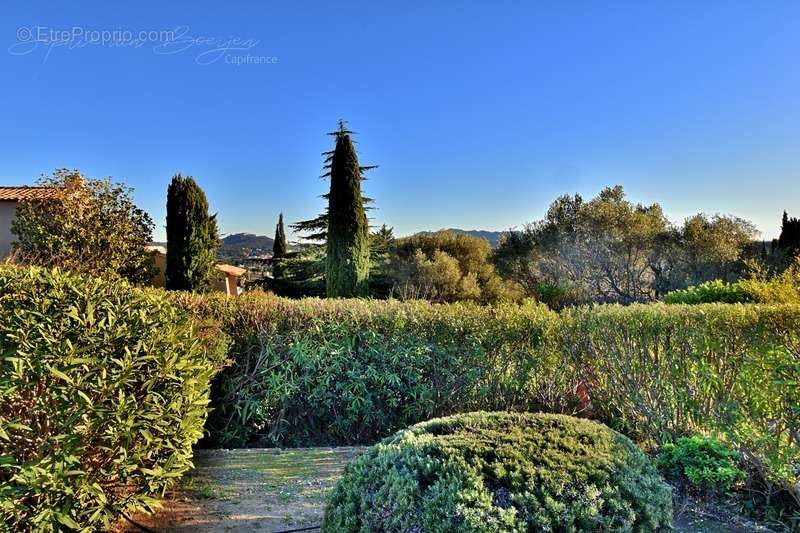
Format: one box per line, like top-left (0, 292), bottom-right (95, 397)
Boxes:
top-left (144, 245), bottom-right (247, 296)
top-left (0, 186), bottom-right (56, 202)
top-left (0, 186), bottom-right (57, 257)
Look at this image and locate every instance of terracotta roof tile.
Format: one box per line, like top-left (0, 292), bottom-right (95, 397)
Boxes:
top-left (0, 186), bottom-right (57, 201)
top-left (216, 264), bottom-right (247, 276)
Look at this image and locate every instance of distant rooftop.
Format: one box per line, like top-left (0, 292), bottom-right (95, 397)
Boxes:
top-left (0, 186), bottom-right (56, 201)
top-left (145, 245), bottom-right (247, 277)
top-left (216, 264), bottom-right (247, 277)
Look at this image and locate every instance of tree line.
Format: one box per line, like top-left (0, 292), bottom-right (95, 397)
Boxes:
top-left (9, 123), bottom-right (799, 306)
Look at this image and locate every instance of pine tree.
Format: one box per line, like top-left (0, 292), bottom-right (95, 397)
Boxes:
top-left (165, 174), bottom-right (221, 292)
top-left (293, 121), bottom-right (375, 297)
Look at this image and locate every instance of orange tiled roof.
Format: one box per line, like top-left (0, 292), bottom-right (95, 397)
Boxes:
top-left (216, 264), bottom-right (247, 276)
top-left (0, 186), bottom-right (56, 201)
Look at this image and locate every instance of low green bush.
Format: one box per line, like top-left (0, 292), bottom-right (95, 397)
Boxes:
top-left (657, 436), bottom-right (746, 492)
top-left (0, 266), bottom-right (224, 531)
top-left (664, 257), bottom-right (800, 304)
top-left (663, 279), bottom-right (750, 304)
top-left (322, 412), bottom-right (673, 532)
top-left (738, 257), bottom-right (800, 304)
top-left (172, 292), bottom-right (569, 448)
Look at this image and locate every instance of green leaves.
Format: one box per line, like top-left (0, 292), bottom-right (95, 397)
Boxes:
top-left (0, 265), bottom-right (220, 531)
top-left (178, 291), bottom-right (800, 508)
top-left (657, 435), bottom-right (746, 491)
top-left (323, 413), bottom-right (673, 532)
top-left (181, 293), bottom-right (563, 448)
top-left (563, 303), bottom-right (800, 502)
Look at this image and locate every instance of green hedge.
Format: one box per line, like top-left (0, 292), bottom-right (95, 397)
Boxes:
top-left (173, 292), bottom-right (569, 448)
top-left (173, 293), bottom-right (800, 505)
top-left (323, 412), bottom-right (673, 532)
top-left (0, 266), bottom-right (223, 531)
top-left (562, 303), bottom-right (800, 502)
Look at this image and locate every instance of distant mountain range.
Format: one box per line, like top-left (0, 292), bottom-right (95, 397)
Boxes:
top-left (151, 228), bottom-right (506, 266)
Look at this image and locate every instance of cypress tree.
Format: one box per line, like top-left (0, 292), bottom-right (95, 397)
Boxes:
top-left (778, 210), bottom-right (800, 257)
top-left (272, 213), bottom-right (288, 279)
top-left (273, 213), bottom-right (288, 258)
top-left (292, 120), bottom-right (376, 298)
top-left (165, 174), bottom-right (221, 292)
top-left (324, 121), bottom-right (371, 297)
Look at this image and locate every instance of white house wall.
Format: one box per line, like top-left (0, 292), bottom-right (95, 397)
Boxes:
top-left (0, 201), bottom-right (17, 257)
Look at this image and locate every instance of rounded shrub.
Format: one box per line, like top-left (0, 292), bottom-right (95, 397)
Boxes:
top-left (0, 266), bottom-right (224, 531)
top-left (657, 435), bottom-right (746, 492)
top-left (323, 412), bottom-right (673, 532)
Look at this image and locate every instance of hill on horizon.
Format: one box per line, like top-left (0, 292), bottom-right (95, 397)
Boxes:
top-left (221, 232), bottom-right (275, 250)
top-left (153, 229), bottom-right (506, 264)
top-left (412, 228), bottom-right (505, 248)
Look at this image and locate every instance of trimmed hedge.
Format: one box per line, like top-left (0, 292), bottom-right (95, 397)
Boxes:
top-left (322, 412), bottom-right (673, 532)
top-left (0, 266), bottom-right (224, 531)
top-left (563, 303), bottom-right (800, 503)
top-left (172, 293), bottom-right (800, 505)
top-left (173, 292), bottom-right (569, 447)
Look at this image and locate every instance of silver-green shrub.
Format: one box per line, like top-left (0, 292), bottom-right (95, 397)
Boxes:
top-left (323, 412), bottom-right (673, 532)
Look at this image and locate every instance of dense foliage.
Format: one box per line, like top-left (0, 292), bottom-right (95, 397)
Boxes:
top-left (778, 210), bottom-right (800, 258)
top-left (388, 231), bottom-right (517, 303)
top-left (172, 292), bottom-right (566, 447)
top-left (663, 279), bottom-right (750, 304)
top-left (322, 412), bottom-right (673, 532)
top-left (494, 186), bottom-right (758, 306)
top-left (0, 266), bottom-right (223, 531)
top-left (11, 169), bottom-right (155, 284)
top-left (562, 303), bottom-right (800, 505)
top-left (657, 436), bottom-right (746, 492)
top-left (166, 174), bottom-right (221, 292)
top-left (664, 257), bottom-right (800, 304)
top-left (172, 292), bottom-right (800, 509)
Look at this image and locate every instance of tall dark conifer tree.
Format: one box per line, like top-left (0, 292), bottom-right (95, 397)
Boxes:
top-left (272, 213), bottom-right (288, 279)
top-left (273, 213), bottom-right (288, 258)
top-left (324, 122), bottom-right (371, 297)
top-left (293, 121), bottom-right (374, 297)
top-left (165, 174), bottom-right (220, 292)
top-left (778, 210), bottom-right (800, 257)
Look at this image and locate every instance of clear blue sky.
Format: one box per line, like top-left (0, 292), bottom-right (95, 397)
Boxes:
top-left (2, 1), bottom-right (798, 241)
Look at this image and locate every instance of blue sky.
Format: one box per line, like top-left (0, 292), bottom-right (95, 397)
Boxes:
top-left (1, 1), bottom-right (798, 241)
